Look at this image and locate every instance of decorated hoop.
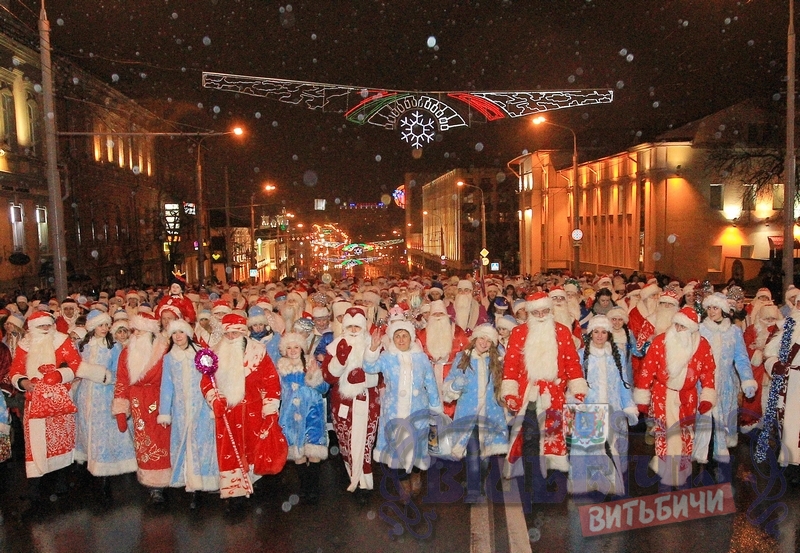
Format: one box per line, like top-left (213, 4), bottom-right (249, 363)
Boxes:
top-left (194, 348), bottom-right (219, 377)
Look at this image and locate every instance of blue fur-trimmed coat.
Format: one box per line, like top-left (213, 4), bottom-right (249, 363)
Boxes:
top-left (441, 351), bottom-right (509, 460)
top-left (277, 356), bottom-right (330, 461)
top-left (74, 339), bottom-right (138, 476)
top-left (698, 318), bottom-right (756, 432)
top-left (364, 341), bottom-right (442, 472)
top-left (158, 344), bottom-right (219, 492)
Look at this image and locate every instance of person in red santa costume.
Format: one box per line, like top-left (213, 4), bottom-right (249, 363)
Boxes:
top-left (202, 313), bottom-right (282, 507)
top-left (626, 282), bottom-right (662, 353)
top-left (321, 307), bottom-right (380, 504)
top-left (500, 292), bottom-right (588, 491)
top-left (156, 273), bottom-right (196, 324)
top-left (548, 286), bottom-right (583, 349)
top-left (741, 304), bottom-right (783, 431)
top-left (634, 306), bottom-right (716, 488)
top-left (113, 312), bottom-right (172, 503)
top-left (9, 311), bottom-right (109, 503)
top-left (417, 299), bottom-right (469, 419)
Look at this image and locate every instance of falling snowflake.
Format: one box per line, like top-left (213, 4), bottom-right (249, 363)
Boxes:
top-left (399, 110), bottom-right (435, 149)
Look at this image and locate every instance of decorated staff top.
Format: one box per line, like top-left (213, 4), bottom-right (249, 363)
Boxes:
top-left (195, 348), bottom-right (219, 378)
top-left (202, 73), bottom-right (613, 148)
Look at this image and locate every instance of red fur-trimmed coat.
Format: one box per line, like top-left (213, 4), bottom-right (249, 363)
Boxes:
top-left (634, 333), bottom-right (716, 460)
top-left (113, 341), bottom-right (171, 487)
top-left (501, 322), bottom-right (585, 470)
top-left (741, 323), bottom-right (780, 427)
top-left (9, 333), bottom-right (83, 477)
top-left (418, 325), bottom-right (469, 418)
top-left (201, 339), bottom-right (281, 498)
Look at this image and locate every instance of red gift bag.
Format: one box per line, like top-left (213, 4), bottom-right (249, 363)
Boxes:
top-left (26, 383), bottom-right (78, 419)
top-left (253, 416), bottom-right (288, 475)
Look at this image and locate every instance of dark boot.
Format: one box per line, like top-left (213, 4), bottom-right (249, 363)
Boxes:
top-left (305, 463), bottom-right (320, 505)
top-left (296, 463), bottom-right (309, 500)
top-left (149, 488), bottom-right (166, 505)
top-left (189, 491), bottom-right (201, 510)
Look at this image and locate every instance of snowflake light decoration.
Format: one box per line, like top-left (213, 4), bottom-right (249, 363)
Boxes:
top-left (399, 110), bottom-right (435, 148)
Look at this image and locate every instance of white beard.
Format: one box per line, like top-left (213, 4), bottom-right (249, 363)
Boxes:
top-left (214, 337), bottom-right (246, 407)
top-left (566, 298), bottom-right (582, 321)
top-left (552, 303), bottom-right (574, 328)
top-left (363, 304), bottom-right (377, 328)
top-left (126, 333), bottom-right (155, 384)
top-left (426, 316), bottom-right (453, 362)
top-left (753, 322), bottom-right (772, 350)
top-left (523, 315), bottom-right (559, 382)
top-left (25, 327), bottom-right (57, 379)
top-left (331, 318), bottom-right (343, 338)
top-left (454, 294), bottom-right (472, 330)
top-left (654, 304), bottom-right (678, 335)
top-left (664, 326), bottom-right (698, 379)
top-left (281, 304), bottom-right (297, 330)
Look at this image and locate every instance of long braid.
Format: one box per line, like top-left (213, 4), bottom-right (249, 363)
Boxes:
top-left (582, 333), bottom-right (591, 380)
top-left (609, 339), bottom-right (629, 389)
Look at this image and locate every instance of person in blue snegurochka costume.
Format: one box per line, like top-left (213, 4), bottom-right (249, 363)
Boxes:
top-left (441, 323), bottom-right (510, 503)
top-left (248, 306), bottom-right (281, 367)
top-left (277, 331), bottom-right (329, 505)
top-left (606, 305), bottom-right (648, 385)
top-left (157, 319), bottom-right (219, 509)
top-left (568, 315), bottom-right (638, 496)
top-left (74, 309), bottom-right (138, 486)
top-left (363, 319), bottom-right (442, 504)
top-left (694, 293), bottom-right (756, 468)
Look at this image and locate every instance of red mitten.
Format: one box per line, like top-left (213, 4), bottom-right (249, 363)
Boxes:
top-left (698, 401), bottom-right (712, 415)
top-left (637, 404), bottom-right (649, 415)
top-left (574, 393), bottom-right (586, 403)
top-left (42, 371), bottom-right (63, 385)
top-left (504, 396), bottom-right (520, 412)
top-left (115, 413), bottom-right (128, 433)
top-left (347, 368), bottom-right (366, 384)
top-left (213, 397), bottom-right (228, 419)
top-left (336, 339), bottom-right (353, 366)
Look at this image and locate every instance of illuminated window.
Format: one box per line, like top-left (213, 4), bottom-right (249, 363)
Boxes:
top-left (0, 87), bottom-right (15, 146)
top-left (9, 203), bottom-right (24, 252)
top-left (26, 95), bottom-right (38, 152)
top-left (35, 205), bottom-right (48, 252)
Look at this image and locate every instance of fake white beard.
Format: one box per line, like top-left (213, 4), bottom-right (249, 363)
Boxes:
top-left (664, 326), bottom-right (698, 379)
top-left (281, 304), bottom-right (297, 329)
top-left (654, 304), bottom-right (679, 335)
top-left (341, 332), bottom-right (369, 371)
top-left (214, 337), bottom-right (246, 407)
top-left (126, 333), bottom-right (155, 384)
top-left (566, 298), bottom-right (582, 321)
top-left (640, 296), bottom-right (658, 319)
top-left (753, 322), bottom-right (772, 350)
top-left (425, 316), bottom-right (453, 362)
top-left (364, 304), bottom-right (377, 328)
top-left (523, 315), bottom-right (559, 382)
top-left (453, 294), bottom-right (472, 330)
top-left (25, 327), bottom-right (57, 379)
top-left (552, 303), bottom-right (574, 328)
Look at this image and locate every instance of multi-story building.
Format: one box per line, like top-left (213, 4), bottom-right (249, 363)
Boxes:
top-left (510, 99), bottom-right (786, 286)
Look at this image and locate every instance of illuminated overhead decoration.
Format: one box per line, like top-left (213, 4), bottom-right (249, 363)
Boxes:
top-left (393, 185), bottom-right (406, 209)
top-left (201, 73), bottom-right (614, 148)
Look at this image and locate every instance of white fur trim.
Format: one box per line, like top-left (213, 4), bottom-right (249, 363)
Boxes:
top-left (699, 387), bottom-right (717, 407)
top-left (76, 361), bottom-right (108, 384)
top-left (500, 379), bottom-right (519, 398)
top-left (751, 350), bottom-right (764, 367)
top-left (567, 378), bottom-right (588, 397)
top-left (0, 423), bottom-right (10, 435)
top-left (156, 414), bottom-right (172, 425)
top-left (304, 444), bottom-right (329, 461)
top-left (262, 398), bottom-right (280, 417)
top-left (111, 398), bottom-right (130, 416)
top-left (702, 293), bottom-right (732, 314)
top-left (740, 379), bottom-right (758, 393)
top-left (55, 367), bottom-right (75, 384)
top-left (545, 454), bottom-right (570, 473)
top-left (167, 318), bottom-right (194, 338)
top-left (305, 368), bottom-right (325, 388)
top-left (526, 295), bottom-right (553, 312)
top-left (633, 388), bottom-right (651, 405)
top-left (85, 312), bottom-right (112, 332)
top-left (363, 346), bottom-right (381, 364)
top-left (441, 379), bottom-right (462, 403)
top-left (672, 311), bottom-right (699, 332)
top-left (640, 283), bottom-right (661, 299)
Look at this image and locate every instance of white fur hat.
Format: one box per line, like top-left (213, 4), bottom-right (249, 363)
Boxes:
top-left (167, 318), bottom-right (194, 338)
top-left (702, 292), bottom-right (732, 314)
top-left (470, 323), bottom-right (498, 345)
top-left (606, 306), bottom-right (629, 324)
top-left (387, 320), bottom-right (416, 343)
top-left (279, 331), bottom-right (308, 355)
top-left (131, 313), bottom-right (160, 335)
top-left (495, 314), bottom-right (518, 331)
top-left (587, 315), bottom-right (612, 333)
top-left (457, 279), bottom-right (473, 291)
top-left (331, 300), bottom-right (352, 320)
top-left (85, 309), bottom-right (112, 332)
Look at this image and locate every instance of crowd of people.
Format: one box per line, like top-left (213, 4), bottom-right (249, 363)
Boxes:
top-left (0, 269), bottom-right (798, 520)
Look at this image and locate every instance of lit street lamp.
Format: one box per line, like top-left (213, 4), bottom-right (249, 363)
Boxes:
top-left (456, 180), bottom-right (486, 288)
top-left (533, 116), bottom-right (580, 276)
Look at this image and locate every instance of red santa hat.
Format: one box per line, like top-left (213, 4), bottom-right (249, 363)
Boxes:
top-left (658, 290), bottom-right (680, 307)
top-left (595, 275), bottom-right (613, 290)
top-left (131, 312), bottom-right (160, 335)
top-left (755, 288), bottom-right (772, 301)
top-left (470, 323), bottom-right (498, 345)
top-left (702, 292), bottom-right (733, 314)
top-left (672, 307), bottom-right (699, 332)
top-left (221, 313), bottom-right (248, 335)
top-left (342, 307), bottom-right (367, 330)
top-left (548, 286), bottom-right (567, 299)
top-left (167, 318), bottom-right (194, 338)
top-left (157, 299), bottom-right (185, 320)
top-left (525, 291), bottom-right (552, 312)
top-left (126, 290), bottom-right (140, 300)
top-left (212, 299), bottom-right (232, 316)
top-left (27, 311), bottom-right (55, 328)
top-left (639, 283), bottom-right (661, 300)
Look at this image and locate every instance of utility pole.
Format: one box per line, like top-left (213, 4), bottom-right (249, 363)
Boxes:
top-left (39, 1), bottom-right (68, 299)
top-left (224, 167), bottom-right (232, 280)
top-left (784, 0), bottom-right (797, 293)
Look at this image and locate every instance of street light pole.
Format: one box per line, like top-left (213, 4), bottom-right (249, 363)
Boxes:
top-left (784, 0), bottom-right (796, 293)
top-left (532, 117), bottom-right (580, 276)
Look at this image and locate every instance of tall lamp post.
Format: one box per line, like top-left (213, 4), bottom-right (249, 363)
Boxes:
top-left (456, 180), bottom-right (486, 288)
top-left (250, 184), bottom-right (276, 283)
top-left (784, 0), bottom-right (796, 293)
top-left (423, 210), bottom-right (446, 271)
top-left (532, 116), bottom-right (580, 276)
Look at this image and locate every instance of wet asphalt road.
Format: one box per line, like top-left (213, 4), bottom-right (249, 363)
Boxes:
top-left (0, 425), bottom-right (798, 553)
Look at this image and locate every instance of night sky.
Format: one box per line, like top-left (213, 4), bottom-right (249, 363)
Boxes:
top-left (9, 0), bottom-right (793, 213)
